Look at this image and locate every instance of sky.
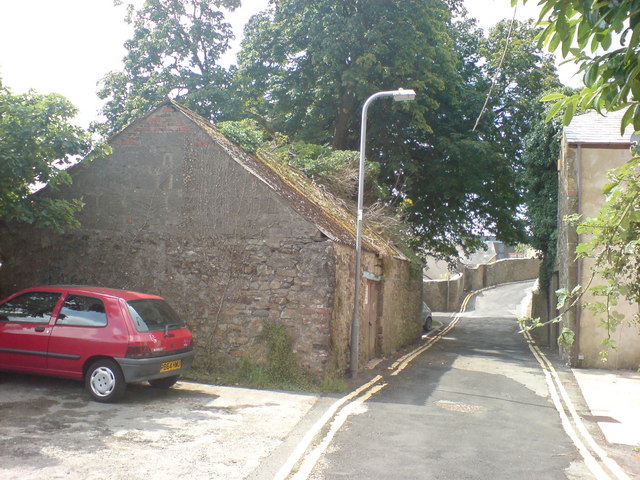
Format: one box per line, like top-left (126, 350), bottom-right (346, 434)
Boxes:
top-left (0, 0), bottom-right (578, 128)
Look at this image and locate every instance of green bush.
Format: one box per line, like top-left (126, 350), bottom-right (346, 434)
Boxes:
top-left (217, 119), bottom-right (267, 153)
top-left (186, 322), bottom-right (347, 393)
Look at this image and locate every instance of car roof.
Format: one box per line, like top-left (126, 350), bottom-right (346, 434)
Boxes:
top-left (18, 285), bottom-right (164, 301)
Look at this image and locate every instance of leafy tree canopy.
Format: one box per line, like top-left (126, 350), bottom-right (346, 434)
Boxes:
top-left (471, 19), bottom-right (563, 274)
top-left (96, 0), bottom-right (240, 136)
top-left (235, 0), bottom-right (461, 150)
top-left (478, 19), bottom-right (562, 164)
top-left (0, 79), bottom-right (96, 231)
top-left (235, 1), bottom-right (563, 260)
top-left (523, 0), bottom-right (640, 130)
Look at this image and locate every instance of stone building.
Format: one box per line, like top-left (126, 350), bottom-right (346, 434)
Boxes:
top-left (0, 100), bottom-right (422, 376)
top-left (555, 110), bottom-right (640, 369)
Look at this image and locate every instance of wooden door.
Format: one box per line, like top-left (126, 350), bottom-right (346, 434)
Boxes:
top-left (364, 279), bottom-right (379, 361)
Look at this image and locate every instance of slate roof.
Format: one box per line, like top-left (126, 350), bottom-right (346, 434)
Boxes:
top-left (564, 109), bottom-right (634, 145)
top-left (159, 100), bottom-right (405, 258)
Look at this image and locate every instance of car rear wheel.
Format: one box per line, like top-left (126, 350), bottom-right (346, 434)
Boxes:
top-left (85, 359), bottom-right (126, 403)
top-left (423, 316), bottom-right (433, 332)
top-left (149, 375), bottom-right (179, 389)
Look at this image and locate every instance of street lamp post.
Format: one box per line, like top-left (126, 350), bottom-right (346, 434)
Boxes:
top-left (350, 88), bottom-right (416, 377)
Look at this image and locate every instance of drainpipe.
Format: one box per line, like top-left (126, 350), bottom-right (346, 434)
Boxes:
top-left (573, 144), bottom-right (583, 366)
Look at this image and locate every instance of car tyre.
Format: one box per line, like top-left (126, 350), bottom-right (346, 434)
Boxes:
top-left (148, 375), bottom-right (180, 389)
top-left (85, 359), bottom-right (126, 403)
top-left (423, 316), bottom-right (433, 332)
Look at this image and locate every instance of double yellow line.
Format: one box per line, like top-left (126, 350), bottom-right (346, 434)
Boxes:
top-left (388, 288), bottom-right (478, 376)
top-left (275, 289), bottom-right (482, 480)
top-left (276, 284), bottom-right (628, 480)
top-left (273, 374), bottom-right (386, 480)
top-left (524, 330), bottom-right (630, 480)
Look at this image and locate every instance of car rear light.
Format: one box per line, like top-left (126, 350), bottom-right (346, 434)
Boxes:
top-left (125, 344), bottom-right (152, 358)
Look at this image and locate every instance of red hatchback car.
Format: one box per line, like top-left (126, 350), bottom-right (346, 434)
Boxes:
top-left (0, 285), bottom-right (195, 402)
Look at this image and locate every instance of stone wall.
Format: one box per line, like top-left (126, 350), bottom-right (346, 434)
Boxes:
top-left (529, 282), bottom-right (561, 348)
top-left (331, 244), bottom-right (422, 373)
top-left (0, 105), bottom-right (337, 374)
top-left (0, 103), bottom-right (424, 376)
top-left (423, 257), bottom-right (541, 311)
top-left (0, 221), bottom-right (336, 375)
top-left (379, 255), bottom-right (423, 354)
top-left (422, 274), bottom-right (464, 312)
top-left (484, 257), bottom-right (541, 287)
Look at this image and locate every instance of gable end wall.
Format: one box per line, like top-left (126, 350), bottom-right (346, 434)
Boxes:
top-left (0, 105), bottom-right (336, 374)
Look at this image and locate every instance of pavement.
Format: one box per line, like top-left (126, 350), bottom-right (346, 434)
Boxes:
top-left (572, 368), bottom-right (640, 449)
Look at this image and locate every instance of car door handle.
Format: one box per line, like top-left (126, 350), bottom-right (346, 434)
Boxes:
top-left (34, 326), bottom-right (46, 332)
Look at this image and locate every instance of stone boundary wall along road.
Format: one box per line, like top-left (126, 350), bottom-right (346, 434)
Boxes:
top-left (423, 257), bottom-right (541, 312)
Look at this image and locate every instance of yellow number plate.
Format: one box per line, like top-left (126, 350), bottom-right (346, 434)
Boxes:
top-left (160, 360), bottom-right (181, 372)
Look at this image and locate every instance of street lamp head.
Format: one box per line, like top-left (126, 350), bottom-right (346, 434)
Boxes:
top-left (392, 88), bottom-right (416, 102)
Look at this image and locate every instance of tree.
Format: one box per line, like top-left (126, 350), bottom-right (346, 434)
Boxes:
top-left (0, 79), bottom-right (95, 231)
top-left (235, 0), bottom-right (533, 260)
top-left (97, 1), bottom-right (560, 262)
top-left (523, 0), bottom-right (640, 130)
top-left (235, 0), bottom-right (462, 150)
top-left (96, 0), bottom-right (240, 136)
top-left (520, 108), bottom-right (562, 289)
top-left (477, 19), bottom-right (562, 165)
top-left (470, 19), bottom-right (564, 272)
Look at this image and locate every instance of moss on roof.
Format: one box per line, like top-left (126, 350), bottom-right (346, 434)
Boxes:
top-left (168, 100), bottom-right (404, 258)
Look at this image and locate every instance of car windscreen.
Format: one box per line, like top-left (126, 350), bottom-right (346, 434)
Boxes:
top-left (126, 299), bottom-right (184, 333)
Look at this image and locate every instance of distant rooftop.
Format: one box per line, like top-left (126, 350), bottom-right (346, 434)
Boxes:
top-left (564, 109), bottom-right (633, 145)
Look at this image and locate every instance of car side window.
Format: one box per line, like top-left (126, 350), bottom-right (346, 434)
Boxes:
top-left (0, 292), bottom-right (61, 324)
top-left (56, 295), bottom-right (107, 327)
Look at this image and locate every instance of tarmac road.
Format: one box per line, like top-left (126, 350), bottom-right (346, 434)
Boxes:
top-left (304, 281), bottom-right (597, 480)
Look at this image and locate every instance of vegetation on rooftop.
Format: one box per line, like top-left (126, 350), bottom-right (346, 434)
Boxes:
top-left (218, 119), bottom-right (384, 205)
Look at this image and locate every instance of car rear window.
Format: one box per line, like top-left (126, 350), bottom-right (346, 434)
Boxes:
top-left (0, 292), bottom-right (61, 324)
top-left (126, 299), bottom-right (184, 333)
top-left (56, 295), bottom-right (107, 327)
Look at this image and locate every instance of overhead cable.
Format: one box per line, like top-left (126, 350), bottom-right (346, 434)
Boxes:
top-left (472, 5), bottom-right (519, 132)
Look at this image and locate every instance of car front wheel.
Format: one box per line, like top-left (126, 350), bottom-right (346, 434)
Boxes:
top-left (149, 375), bottom-right (180, 389)
top-left (85, 359), bottom-right (126, 403)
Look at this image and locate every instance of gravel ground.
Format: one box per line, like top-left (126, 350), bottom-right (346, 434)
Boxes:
top-left (0, 372), bottom-right (318, 480)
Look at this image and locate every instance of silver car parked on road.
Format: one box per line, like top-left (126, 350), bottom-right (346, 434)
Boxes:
top-left (422, 302), bottom-right (433, 331)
